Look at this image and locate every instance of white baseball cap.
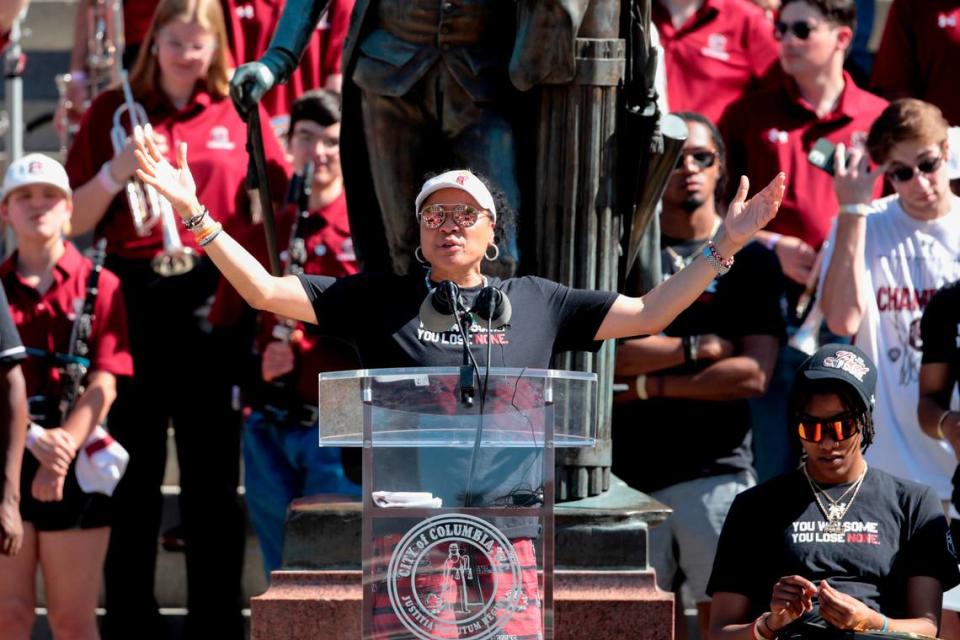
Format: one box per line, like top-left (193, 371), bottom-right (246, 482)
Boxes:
top-left (414, 170), bottom-right (497, 222)
top-left (2, 153), bottom-right (72, 202)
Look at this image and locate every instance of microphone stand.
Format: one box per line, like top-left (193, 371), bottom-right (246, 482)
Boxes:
top-left (457, 310), bottom-right (475, 408)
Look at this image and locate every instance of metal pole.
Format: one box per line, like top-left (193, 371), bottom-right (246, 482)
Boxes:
top-left (4, 8), bottom-right (27, 258)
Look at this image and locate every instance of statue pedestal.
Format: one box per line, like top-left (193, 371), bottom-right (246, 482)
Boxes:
top-left (251, 480), bottom-right (674, 639)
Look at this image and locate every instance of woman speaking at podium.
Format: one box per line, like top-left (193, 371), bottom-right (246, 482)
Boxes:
top-left (135, 135), bottom-right (787, 635)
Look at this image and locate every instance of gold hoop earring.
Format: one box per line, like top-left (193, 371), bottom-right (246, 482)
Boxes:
top-left (484, 244), bottom-right (499, 262)
top-left (415, 246), bottom-right (428, 265)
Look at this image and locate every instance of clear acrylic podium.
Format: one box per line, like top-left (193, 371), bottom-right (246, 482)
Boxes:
top-left (318, 367), bottom-right (598, 640)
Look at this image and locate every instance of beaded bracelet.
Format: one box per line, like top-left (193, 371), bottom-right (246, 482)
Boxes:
top-left (702, 241), bottom-right (734, 275)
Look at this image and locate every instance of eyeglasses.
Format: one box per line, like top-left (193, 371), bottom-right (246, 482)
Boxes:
top-left (674, 150), bottom-right (718, 171)
top-left (885, 155), bottom-right (944, 183)
top-left (796, 413), bottom-right (861, 443)
top-left (774, 20), bottom-right (820, 40)
top-left (417, 204), bottom-right (490, 229)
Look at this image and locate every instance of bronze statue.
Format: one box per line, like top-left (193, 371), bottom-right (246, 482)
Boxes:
top-left (231, 0), bottom-right (683, 498)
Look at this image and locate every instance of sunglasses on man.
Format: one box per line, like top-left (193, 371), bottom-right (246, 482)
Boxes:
top-left (796, 413), bottom-right (861, 443)
top-left (674, 150), bottom-right (718, 171)
top-left (417, 204), bottom-right (491, 229)
top-left (885, 154), bottom-right (944, 183)
top-left (774, 20), bottom-right (821, 40)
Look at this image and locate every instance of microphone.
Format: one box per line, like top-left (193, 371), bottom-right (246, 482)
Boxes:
top-left (473, 287), bottom-right (512, 329)
top-left (419, 280), bottom-right (463, 332)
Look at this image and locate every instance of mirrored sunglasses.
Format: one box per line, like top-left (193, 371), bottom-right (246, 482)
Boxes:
top-left (796, 414), bottom-right (861, 443)
top-left (885, 155), bottom-right (943, 183)
top-left (417, 204), bottom-right (488, 229)
top-left (774, 20), bottom-right (817, 40)
top-left (674, 150), bottom-right (718, 171)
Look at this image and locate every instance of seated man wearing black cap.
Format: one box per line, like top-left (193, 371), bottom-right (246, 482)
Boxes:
top-left (706, 344), bottom-right (960, 640)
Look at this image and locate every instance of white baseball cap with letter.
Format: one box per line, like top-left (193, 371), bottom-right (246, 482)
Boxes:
top-left (1, 153), bottom-right (72, 202)
top-left (414, 170), bottom-right (497, 222)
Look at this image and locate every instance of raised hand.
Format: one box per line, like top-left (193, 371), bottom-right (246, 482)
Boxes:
top-left (834, 143), bottom-right (885, 206)
top-left (724, 173), bottom-right (787, 250)
top-left (135, 135), bottom-right (200, 219)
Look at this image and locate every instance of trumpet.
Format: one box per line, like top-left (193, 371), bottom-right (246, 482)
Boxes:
top-left (111, 71), bottom-right (196, 276)
top-left (55, 0), bottom-right (124, 153)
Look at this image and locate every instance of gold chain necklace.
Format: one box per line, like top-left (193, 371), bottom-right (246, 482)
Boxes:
top-left (802, 463), bottom-right (868, 535)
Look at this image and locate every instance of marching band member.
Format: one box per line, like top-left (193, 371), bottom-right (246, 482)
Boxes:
top-left (0, 154), bottom-right (132, 640)
top-left (209, 89), bottom-right (360, 577)
top-left (64, 0), bottom-right (289, 637)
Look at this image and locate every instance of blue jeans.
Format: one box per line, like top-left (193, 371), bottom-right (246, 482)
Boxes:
top-left (243, 411), bottom-right (361, 576)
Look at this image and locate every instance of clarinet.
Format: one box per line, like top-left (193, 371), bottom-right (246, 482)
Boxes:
top-left (271, 161), bottom-right (314, 344)
top-left (57, 238), bottom-right (108, 423)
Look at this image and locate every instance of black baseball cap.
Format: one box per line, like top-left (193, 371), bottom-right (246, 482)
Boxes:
top-left (793, 343), bottom-right (877, 413)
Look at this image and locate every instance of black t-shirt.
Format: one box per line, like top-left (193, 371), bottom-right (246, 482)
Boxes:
top-left (0, 283), bottom-right (25, 366)
top-left (298, 272), bottom-right (619, 537)
top-left (921, 279), bottom-right (959, 374)
top-left (297, 272), bottom-right (618, 368)
top-left (707, 467), bottom-right (960, 620)
top-left (612, 240), bottom-right (784, 492)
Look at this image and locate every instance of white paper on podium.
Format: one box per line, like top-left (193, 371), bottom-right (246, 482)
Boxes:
top-left (372, 491), bottom-right (442, 509)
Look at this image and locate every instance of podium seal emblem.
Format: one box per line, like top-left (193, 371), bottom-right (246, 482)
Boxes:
top-left (386, 513), bottom-right (524, 640)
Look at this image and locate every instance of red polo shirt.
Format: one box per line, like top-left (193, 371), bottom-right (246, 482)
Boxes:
top-left (224, 0), bottom-right (353, 124)
top-left (721, 73), bottom-right (887, 249)
top-left (1, 242), bottom-right (133, 402)
top-left (210, 190), bottom-right (357, 400)
top-left (65, 87), bottom-right (290, 260)
top-left (653, 0), bottom-right (780, 124)
top-left (871, 0), bottom-right (960, 126)
top-left (124, 1), bottom-right (161, 48)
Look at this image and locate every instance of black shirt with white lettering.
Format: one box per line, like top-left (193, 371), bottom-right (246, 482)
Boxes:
top-left (297, 272), bottom-right (618, 368)
top-left (706, 467), bottom-right (960, 620)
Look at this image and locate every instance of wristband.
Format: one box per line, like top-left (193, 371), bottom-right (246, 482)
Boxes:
top-left (880, 615), bottom-right (888, 632)
top-left (761, 613), bottom-right (778, 639)
top-left (753, 616), bottom-right (767, 640)
top-left (635, 375), bottom-right (648, 401)
top-left (25, 422), bottom-right (45, 451)
top-left (69, 69), bottom-right (88, 82)
top-left (97, 161), bottom-right (124, 196)
top-left (196, 222), bottom-right (223, 247)
top-left (937, 410), bottom-right (953, 440)
top-left (764, 232), bottom-right (782, 251)
top-left (182, 206), bottom-right (208, 230)
top-left (839, 203), bottom-right (871, 217)
top-left (703, 242), bottom-right (734, 276)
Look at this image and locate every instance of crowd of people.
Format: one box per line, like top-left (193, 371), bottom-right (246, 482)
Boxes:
top-left (0, 0), bottom-right (956, 639)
